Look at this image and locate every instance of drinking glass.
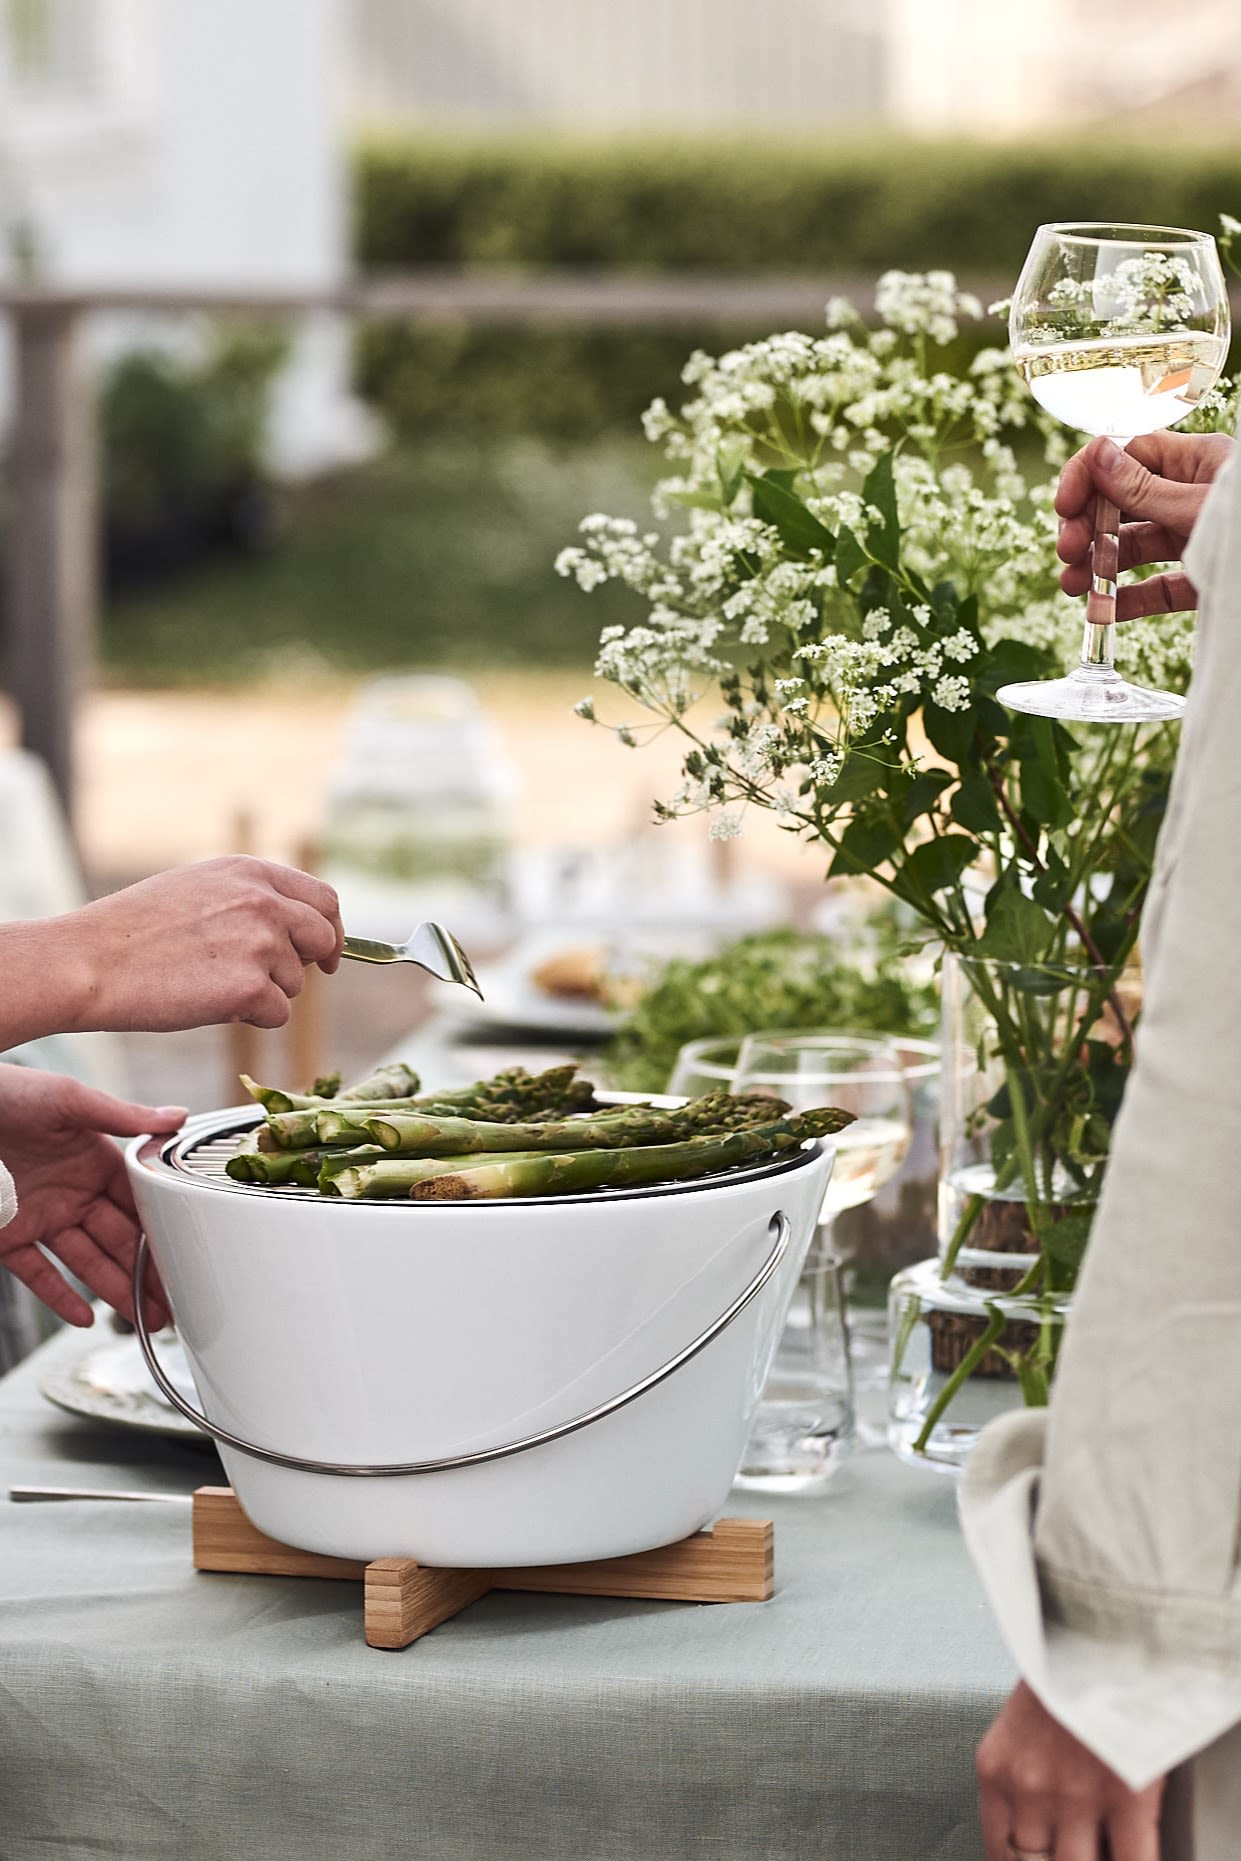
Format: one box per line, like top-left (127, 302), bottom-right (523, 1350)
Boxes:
top-left (1001, 222), bottom-right (1230, 724)
top-left (730, 1033), bottom-right (913, 1489)
top-left (666, 1034), bottom-right (744, 1101)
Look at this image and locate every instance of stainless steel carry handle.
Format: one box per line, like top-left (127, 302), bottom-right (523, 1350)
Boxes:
top-left (130, 1212), bottom-right (791, 1479)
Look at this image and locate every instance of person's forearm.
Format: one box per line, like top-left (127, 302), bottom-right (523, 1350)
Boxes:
top-left (0, 916), bottom-right (98, 1050)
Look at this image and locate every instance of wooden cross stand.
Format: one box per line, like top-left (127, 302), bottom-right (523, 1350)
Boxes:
top-left (192, 1488), bottom-right (774, 1650)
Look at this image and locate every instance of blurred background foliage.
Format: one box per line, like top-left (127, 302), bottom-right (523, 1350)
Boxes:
top-left (100, 136), bottom-right (1241, 683)
top-left (103, 326), bottom-right (289, 587)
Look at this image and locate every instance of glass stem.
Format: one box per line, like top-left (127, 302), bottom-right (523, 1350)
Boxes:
top-left (1080, 481), bottom-right (1123, 673)
top-left (813, 1214), bottom-right (854, 1393)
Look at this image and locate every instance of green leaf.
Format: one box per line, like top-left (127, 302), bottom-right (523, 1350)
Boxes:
top-left (835, 525), bottom-right (869, 587)
top-left (1011, 966), bottom-right (1076, 996)
top-left (974, 694), bottom-right (1012, 738)
top-left (663, 488), bottom-right (724, 512)
top-left (746, 471), bottom-right (836, 559)
top-left (982, 638), bottom-right (1052, 692)
top-left (1020, 759), bottom-right (1073, 828)
top-left (861, 450), bottom-right (900, 570)
top-left (829, 811), bottom-right (904, 878)
top-left (951, 770), bottom-right (1001, 835)
top-left (903, 768), bottom-right (953, 827)
top-left (923, 702), bottom-right (976, 765)
top-left (716, 440), bottom-right (748, 506)
top-left (1031, 847), bottom-right (1073, 914)
top-left (976, 885), bottom-right (1056, 965)
top-left (901, 833), bottom-right (976, 897)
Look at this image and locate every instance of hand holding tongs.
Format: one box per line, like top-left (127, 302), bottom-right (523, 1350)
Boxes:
top-left (340, 921), bottom-right (483, 999)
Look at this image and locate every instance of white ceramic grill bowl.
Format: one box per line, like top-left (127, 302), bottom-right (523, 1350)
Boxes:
top-left (126, 1111), bottom-right (834, 1566)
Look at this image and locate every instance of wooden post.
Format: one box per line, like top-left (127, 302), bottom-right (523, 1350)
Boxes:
top-left (5, 303), bottom-right (97, 822)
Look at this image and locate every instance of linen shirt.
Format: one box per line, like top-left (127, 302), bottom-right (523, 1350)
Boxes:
top-left (959, 446), bottom-right (1241, 1840)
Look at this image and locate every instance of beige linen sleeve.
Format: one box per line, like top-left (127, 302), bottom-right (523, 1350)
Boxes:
top-left (960, 448), bottom-right (1241, 1794)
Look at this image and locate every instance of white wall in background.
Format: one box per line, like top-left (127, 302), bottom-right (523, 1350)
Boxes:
top-left (887, 0), bottom-right (1241, 132)
top-left (886, 0), bottom-right (1075, 136)
top-left (350, 0), bottom-right (892, 130)
top-left (0, 0), bottom-right (376, 476)
top-left (349, 0), bottom-right (1241, 136)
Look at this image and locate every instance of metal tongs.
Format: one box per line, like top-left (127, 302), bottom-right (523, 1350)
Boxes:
top-left (340, 921), bottom-right (483, 999)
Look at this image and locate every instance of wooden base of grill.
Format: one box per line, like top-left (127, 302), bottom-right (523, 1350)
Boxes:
top-left (191, 1487), bottom-right (774, 1650)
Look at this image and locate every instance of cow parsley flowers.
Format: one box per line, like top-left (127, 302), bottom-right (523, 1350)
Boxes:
top-left (559, 265), bottom-right (1233, 956)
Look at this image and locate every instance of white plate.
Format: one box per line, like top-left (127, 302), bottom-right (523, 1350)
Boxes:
top-left (40, 1330), bottom-right (206, 1442)
top-left (461, 940), bottom-right (620, 1038)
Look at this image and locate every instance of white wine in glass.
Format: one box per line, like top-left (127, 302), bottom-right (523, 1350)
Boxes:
top-left (1001, 222), bottom-right (1230, 724)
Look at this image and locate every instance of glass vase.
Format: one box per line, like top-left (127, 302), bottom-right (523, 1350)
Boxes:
top-left (887, 951), bottom-right (1139, 1470)
top-left (938, 953), bottom-right (1139, 1279)
top-left (887, 1260), bottom-right (1071, 1470)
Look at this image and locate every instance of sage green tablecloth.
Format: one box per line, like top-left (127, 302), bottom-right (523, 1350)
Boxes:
top-left (0, 1324), bottom-right (1010, 1861)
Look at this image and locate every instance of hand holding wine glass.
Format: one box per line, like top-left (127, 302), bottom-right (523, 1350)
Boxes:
top-left (1001, 221), bottom-right (1230, 723)
top-left (1055, 429), bottom-right (1234, 621)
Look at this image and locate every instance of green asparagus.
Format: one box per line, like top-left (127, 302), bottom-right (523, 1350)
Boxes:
top-left (336, 1061), bottom-right (420, 1103)
top-left (360, 1091), bottom-right (791, 1158)
top-left (230, 1060), bottom-right (849, 1204)
top-left (240, 1062), bottom-right (418, 1116)
top-left (328, 1151), bottom-right (551, 1199)
top-left (228, 1144), bottom-right (384, 1186)
top-left (408, 1108), bottom-right (851, 1201)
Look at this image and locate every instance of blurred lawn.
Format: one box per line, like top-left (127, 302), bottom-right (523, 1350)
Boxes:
top-left (102, 437), bottom-right (658, 686)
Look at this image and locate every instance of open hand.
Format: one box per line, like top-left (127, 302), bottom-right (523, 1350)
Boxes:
top-left (0, 1066), bottom-right (183, 1327)
top-left (1056, 431), bottom-right (1233, 622)
top-left (977, 1681), bottom-right (1164, 1861)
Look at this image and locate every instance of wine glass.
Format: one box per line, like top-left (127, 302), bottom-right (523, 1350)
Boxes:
top-left (1000, 222), bottom-right (1230, 724)
top-left (666, 1034), bottom-right (743, 1100)
top-left (730, 1033), bottom-right (913, 1489)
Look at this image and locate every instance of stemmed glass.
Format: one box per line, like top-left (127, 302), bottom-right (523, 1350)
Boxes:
top-left (730, 1033), bottom-right (912, 1489)
top-left (1000, 222), bottom-right (1230, 723)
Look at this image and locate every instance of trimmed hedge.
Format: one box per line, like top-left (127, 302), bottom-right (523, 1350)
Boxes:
top-left (356, 321), bottom-right (764, 442)
top-left (352, 137), bottom-right (1241, 440)
top-left (355, 136), bottom-right (1241, 275)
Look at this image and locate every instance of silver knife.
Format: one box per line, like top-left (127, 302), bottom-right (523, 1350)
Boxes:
top-left (9, 1485), bottom-right (192, 1505)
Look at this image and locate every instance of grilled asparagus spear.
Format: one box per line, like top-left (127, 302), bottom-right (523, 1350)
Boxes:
top-left (240, 1061), bottom-right (419, 1116)
top-left (228, 1144), bottom-right (384, 1186)
top-left (261, 1064), bottom-right (596, 1149)
top-left (336, 1061), bottom-right (420, 1103)
top-left (331, 1109), bottom-right (848, 1202)
top-left (328, 1151), bottom-right (556, 1199)
top-left (353, 1090), bottom-right (790, 1157)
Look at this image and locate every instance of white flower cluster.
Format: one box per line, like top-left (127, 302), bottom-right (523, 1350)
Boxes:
top-left (560, 264), bottom-right (1224, 845)
top-left (1104, 253), bottom-right (1201, 333)
top-left (873, 269), bottom-right (983, 345)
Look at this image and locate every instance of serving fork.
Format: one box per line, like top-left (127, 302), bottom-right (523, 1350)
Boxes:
top-left (341, 921), bottom-right (483, 999)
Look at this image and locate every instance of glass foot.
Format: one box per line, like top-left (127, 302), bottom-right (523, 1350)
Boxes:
top-left (997, 666), bottom-right (1185, 724)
